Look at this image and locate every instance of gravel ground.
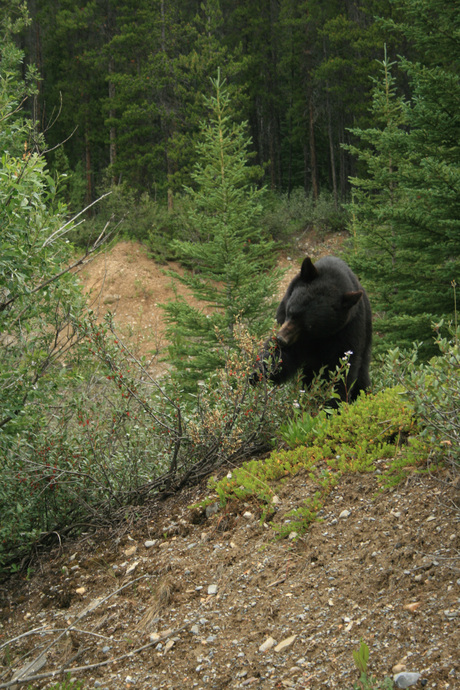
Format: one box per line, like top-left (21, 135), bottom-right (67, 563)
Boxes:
top-left (1, 471), bottom-right (458, 690)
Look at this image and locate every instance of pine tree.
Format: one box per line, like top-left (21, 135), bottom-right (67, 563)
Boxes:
top-left (345, 0), bottom-right (460, 354)
top-left (163, 71), bottom-right (281, 390)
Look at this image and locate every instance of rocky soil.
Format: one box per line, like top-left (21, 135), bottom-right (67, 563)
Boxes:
top-left (0, 236), bottom-right (458, 690)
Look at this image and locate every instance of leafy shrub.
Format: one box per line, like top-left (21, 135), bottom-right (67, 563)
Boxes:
top-left (379, 324), bottom-right (459, 471)
top-left (0, 316), bottom-right (296, 569)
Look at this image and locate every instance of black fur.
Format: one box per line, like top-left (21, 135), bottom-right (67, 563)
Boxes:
top-left (256, 256), bottom-right (372, 402)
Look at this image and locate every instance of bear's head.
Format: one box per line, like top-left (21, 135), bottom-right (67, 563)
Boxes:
top-left (276, 257), bottom-right (363, 347)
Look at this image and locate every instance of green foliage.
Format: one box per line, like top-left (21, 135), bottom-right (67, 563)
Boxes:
top-left (0, 315), bottom-right (294, 568)
top-left (202, 386), bottom-right (430, 536)
top-left (346, 1), bottom-right (460, 355)
top-left (352, 640), bottom-right (394, 689)
top-left (163, 71), bottom-right (282, 391)
top-left (0, 36), bottom-right (105, 569)
top-left (0, 30), bottom-right (86, 439)
top-left (353, 639), bottom-right (370, 675)
top-left (379, 323), bottom-right (460, 471)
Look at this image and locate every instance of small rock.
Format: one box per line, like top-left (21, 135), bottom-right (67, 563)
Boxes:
top-left (392, 663), bottom-right (406, 674)
top-left (144, 540), bottom-right (158, 549)
top-left (403, 602), bottom-right (421, 612)
top-left (259, 637), bottom-right (276, 652)
top-left (444, 609), bottom-right (459, 620)
top-left (124, 545), bottom-right (137, 557)
top-left (243, 511), bottom-right (254, 520)
top-left (164, 639), bottom-right (175, 653)
top-left (207, 584), bottom-right (218, 595)
top-left (125, 560), bottom-right (139, 575)
top-left (75, 587), bottom-right (86, 595)
top-left (149, 632), bottom-right (161, 642)
top-left (190, 625), bottom-right (200, 635)
top-left (205, 502), bottom-right (220, 518)
top-left (394, 671), bottom-right (421, 688)
top-left (288, 531), bottom-right (298, 540)
top-left (339, 509), bottom-right (351, 519)
top-left (103, 294), bottom-right (121, 305)
top-left (274, 634), bottom-right (297, 652)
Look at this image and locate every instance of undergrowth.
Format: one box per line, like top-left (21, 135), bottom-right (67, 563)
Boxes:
top-left (195, 386), bottom-right (432, 537)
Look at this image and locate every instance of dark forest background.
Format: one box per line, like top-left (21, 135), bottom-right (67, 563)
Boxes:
top-left (20, 0), bottom-right (405, 204)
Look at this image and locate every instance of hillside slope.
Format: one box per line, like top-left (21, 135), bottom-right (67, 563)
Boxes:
top-left (1, 471), bottom-right (458, 689)
top-left (1, 238), bottom-right (458, 689)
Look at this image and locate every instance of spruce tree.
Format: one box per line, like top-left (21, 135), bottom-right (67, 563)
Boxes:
top-left (345, 0), bottom-right (460, 355)
top-left (163, 71), bottom-right (281, 390)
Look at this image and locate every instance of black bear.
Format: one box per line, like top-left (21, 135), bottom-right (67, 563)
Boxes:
top-left (255, 256), bottom-right (372, 402)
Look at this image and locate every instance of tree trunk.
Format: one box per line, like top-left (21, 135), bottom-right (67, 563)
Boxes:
top-left (108, 58), bottom-right (117, 184)
top-left (309, 100), bottom-right (318, 200)
top-left (85, 127), bottom-right (93, 207)
top-left (326, 88), bottom-right (338, 211)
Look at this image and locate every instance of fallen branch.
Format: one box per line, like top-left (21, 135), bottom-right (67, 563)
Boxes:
top-left (0, 575), bottom-right (149, 688)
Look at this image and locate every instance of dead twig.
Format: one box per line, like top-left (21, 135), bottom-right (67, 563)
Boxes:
top-left (0, 575), bottom-right (149, 688)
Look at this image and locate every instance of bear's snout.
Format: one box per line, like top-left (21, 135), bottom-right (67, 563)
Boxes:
top-left (276, 321), bottom-right (300, 347)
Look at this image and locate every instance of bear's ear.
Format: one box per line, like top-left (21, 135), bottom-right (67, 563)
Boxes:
top-left (342, 290), bottom-right (363, 309)
top-left (300, 257), bottom-right (318, 283)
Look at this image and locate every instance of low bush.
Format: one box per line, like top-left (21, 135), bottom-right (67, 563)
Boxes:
top-left (378, 323), bottom-right (459, 472)
top-left (199, 386), bottom-right (431, 537)
top-left (0, 317), bottom-right (295, 570)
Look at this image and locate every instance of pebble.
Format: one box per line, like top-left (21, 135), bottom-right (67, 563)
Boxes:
top-left (403, 602), bottom-right (421, 612)
top-left (164, 639), bottom-right (175, 653)
top-left (392, 663), bottom-right (406, 674)
top-left (207, 584), bottom-right (218, 595)
top-left (125, 560), bottom-right (139, 575)
top-left (394, 672), bottom-right (421, 688)
top-left (144, 540), bottom-right (158, 548)
top-left (274, 634), bottom-right (297, 652)
top-left (206, 502), bottom-right (220, 517)
top-left (259, 637), bottom-right (276, 652)
top-left (339, 509), bottom-right (351, 519)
